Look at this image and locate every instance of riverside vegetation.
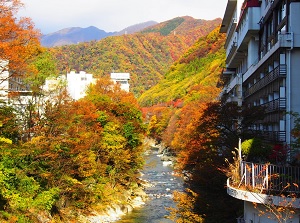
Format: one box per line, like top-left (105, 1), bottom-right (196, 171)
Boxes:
top-left (0, 0), bottom-right (250, 222)
top-left (1, 1), bottom-right (146, 221)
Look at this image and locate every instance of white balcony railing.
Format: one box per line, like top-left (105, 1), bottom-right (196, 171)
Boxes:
top-left (225, 18), bottom-right (238, 48)
top-left (233, 161), bottom-right (300, 193)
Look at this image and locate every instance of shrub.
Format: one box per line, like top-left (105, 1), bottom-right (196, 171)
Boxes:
top-left (242, 138), bottom-right (272, 162)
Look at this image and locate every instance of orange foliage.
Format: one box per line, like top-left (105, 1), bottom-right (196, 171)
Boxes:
top-left (0, 0), bottom-right (40, 77)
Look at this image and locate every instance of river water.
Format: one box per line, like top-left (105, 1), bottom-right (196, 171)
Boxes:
top-left (116, 149), bottom-right (184, 223)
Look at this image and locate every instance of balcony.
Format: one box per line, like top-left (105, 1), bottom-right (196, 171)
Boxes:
top-left (263, 98), bottom-right (286, 113)
top-left (236, 7), bottom-right (260, 52)
top-left (223, 74), bottom-right (242, 94)
top-left (220, 0), bottom-right (238, 34)
top-left (243, 64), bottom-right (286, 98)
top-left (227, 161), bottom-right (300, 207)
top-left (226, 41), bottom-right (237, 64)
top-left (238, 161), bottom-right (300, 193)
top-left (224, 18), bottom-right (238, 48)
top-left (261, 130), bottom-right (286, 142)
top-left (249, 130), bottom-right (285, 142)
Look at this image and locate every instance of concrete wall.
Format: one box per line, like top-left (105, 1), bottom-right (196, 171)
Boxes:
top-left (244, 201), bottom-right (300, 223)
top-left (67, 71), bottom-right (94, 100)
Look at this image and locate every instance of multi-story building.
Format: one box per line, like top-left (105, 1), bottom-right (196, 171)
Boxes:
top-left (66, 71), bottom-right (96, 100)
top-left (221, 0), bottom-right (300, 145)
top-left (221, 0), bottom-right (300, 222)
top-left (0, 60), bottom-right (32, 105)
top-left (110, 72), bottom-right (130, 92)
top-left (44, 72), bottom-right (130, 101)
top-left (0, 60), bottom-right (9, 102)
top-left (220, 0), bottom-right (300, 223)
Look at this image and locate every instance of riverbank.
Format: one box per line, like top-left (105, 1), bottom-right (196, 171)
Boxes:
top-left (154, 142), bottom-right (176, 167)
top-left (79, 140), bottom-right (176, 223)
top-left (115, 146), bottom-right (184, 223)
top-left (86, 189), bottom-right (148, 222)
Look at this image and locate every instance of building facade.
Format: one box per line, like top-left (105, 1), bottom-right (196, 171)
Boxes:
top-left (220, 0), bottom-right (300, 146)
top-left (221, 0), bottom-right (300, 222)
top-left (0, 60), bottom-right (32, 105)
top-left (66, 71), bottom-right (96, 100)
top-left (110, 73), bottom-right (130, 92)
top-left (0, 60), bottom-right (9, 102)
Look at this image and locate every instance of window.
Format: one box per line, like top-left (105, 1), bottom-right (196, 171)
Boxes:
top-left (278, 2), bottom-right (286, 23)
top-left (116, 81), bottom-right (128, 85)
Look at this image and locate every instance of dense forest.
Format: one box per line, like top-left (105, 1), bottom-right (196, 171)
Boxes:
top-left (0, 0), bottom-right (247, 222)
top-left (1, 1), bottom-right (146, 221)
top-left (50, 16), bottom-right (221, 97)
top-left (140, 27), bottom-right (243, 223)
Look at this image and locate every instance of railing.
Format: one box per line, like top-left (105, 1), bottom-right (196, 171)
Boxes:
top-left (263, 98), bottom-right (286, 113)
top-left (249, 129), bottom-right (286, 142)
top-left (244, 64), bottom-right (286, 98)
top-left (225, 18), bottom-right (237, 48)
top-left (237, 216), bottom-right (245, 223)
top-left (261, 130), bottom-right (286, 142)
top-left (235, 161), bottom-right (300, 193)
top-left (226, 41), bottom-right (237, 64)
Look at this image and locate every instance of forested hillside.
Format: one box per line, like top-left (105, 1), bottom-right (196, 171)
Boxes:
top-left (1, 1), bottom-right (243, 221)
top-left (141, 27), bottom-right (243, 222)
top-left (50, 17), bottom-right (221, 97)
top-left (1, 2), bottom-right (147, 221)
top-left (138, 26), bottom-right (225, 106)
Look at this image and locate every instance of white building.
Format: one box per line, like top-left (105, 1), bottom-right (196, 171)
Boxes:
top-left (110, 72), bottom-right (130, 92)
top-left (220, 0), bottom-right (300, 222)
top-left (66, 71), bottom-right (96, 100)
top-left (220, 0), bottom-right (300, 145)
top-left (0, 60), bottom-right (9, 102)
top-left (0, 60), bottom-right (32, 105)
top-left (1, 69), bottom-right (130, 103)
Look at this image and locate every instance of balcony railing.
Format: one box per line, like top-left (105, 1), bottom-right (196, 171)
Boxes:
top-left (225, 18), bottom-right (237, 48)
top-left (263, 98), bottom-right (286, 113)
top-left (255, 130), bottom-right (286, 142)
top-left (234, 161), bottom-right (300, 194)
top-left (244, 64), bottom-right (287, 98)
top-left (226, 41), bottom-right (237, 64)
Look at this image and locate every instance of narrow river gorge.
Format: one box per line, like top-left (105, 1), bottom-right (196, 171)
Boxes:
top-left (116, 149), bottom-right (184, 223)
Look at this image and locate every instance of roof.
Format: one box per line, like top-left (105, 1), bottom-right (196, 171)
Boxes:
top-left (220, 0), bottom-right (237, 33)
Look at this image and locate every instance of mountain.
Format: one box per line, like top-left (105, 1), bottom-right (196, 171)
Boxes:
top-left (138, 26), bottom-right (225, 106)
top-left (41, 21), bottom-right (158, 47)
top-left (138, 28), bottom-right (243, 223)
top-left (50, 17), bottom-right (222, 97)
top-left (41, 26), bottom-right (115, 47)
top-left (114, 21), bottom-right (158, 35)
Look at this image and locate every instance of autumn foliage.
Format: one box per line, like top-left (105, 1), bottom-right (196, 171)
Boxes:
top-left (140, 27), bottom-right (246, 222)
top-left (0, 0), bottom-right (40, 78)
top-left (0, 3), bottom-right (258, 222)
top-left (49, 17), bottom-right (221, 97)
top-left (0, 73), bottom-right (145, 221)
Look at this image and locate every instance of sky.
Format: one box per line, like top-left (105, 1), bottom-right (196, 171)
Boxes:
top-left (18, 0), bottom-right (227, 35)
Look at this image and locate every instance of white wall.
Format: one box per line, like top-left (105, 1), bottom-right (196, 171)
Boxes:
top-left (110, 73), bottom-right (130, 92)
top-left (244, 201), bottom-right (300, 223)
top-left (67, 71), bottom-right (95, 100)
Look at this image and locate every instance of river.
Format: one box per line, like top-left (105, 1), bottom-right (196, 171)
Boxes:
top-left (116, 148), bottom-right (184, 223)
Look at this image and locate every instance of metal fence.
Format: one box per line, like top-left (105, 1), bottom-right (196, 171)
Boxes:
top-left (238, 161), bottom-right (300, 193)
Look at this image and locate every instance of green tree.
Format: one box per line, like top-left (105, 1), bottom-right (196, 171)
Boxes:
top-left (0, 103), bottom-right (19, 142)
